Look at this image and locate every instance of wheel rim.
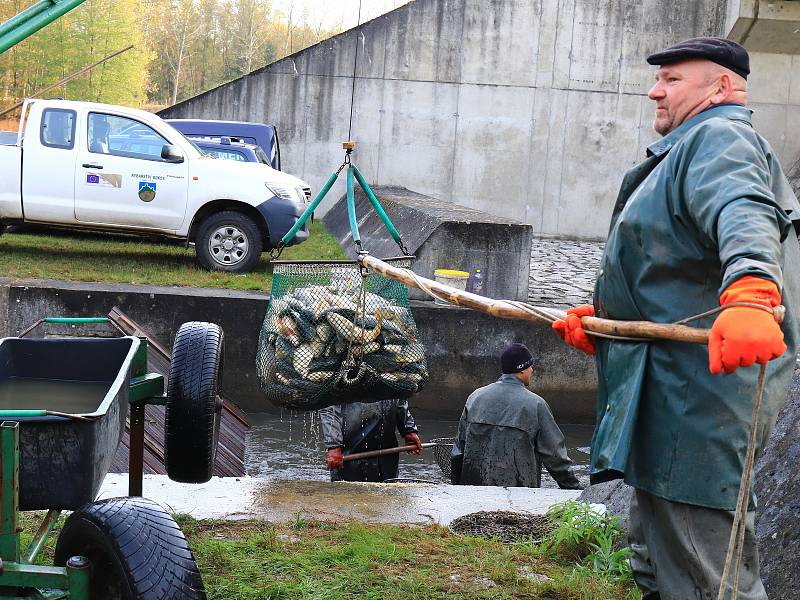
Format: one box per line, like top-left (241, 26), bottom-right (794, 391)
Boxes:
top-left (208, 225), bottom-right (249, 266)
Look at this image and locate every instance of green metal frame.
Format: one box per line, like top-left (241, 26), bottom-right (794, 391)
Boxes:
top-left (0, 317), bottom-right (166, 597)
top-left (0, 0), bottom-right (89, 55)
top-left (278, 158), bottom-right (407, 254)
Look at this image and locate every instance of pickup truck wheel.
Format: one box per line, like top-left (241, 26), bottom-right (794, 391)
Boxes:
top-left (196, 211), bottom-right (262, 273)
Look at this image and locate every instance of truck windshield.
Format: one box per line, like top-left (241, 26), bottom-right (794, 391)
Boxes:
top-left (254, 146), bottom-right (271, 165)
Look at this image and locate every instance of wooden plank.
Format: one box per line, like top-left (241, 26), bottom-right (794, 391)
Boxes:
top-left (107, 306), bottom-right (249, 477)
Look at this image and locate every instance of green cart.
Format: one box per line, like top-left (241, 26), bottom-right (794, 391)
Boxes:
top-left (0, 318), bottom-right (223, 599)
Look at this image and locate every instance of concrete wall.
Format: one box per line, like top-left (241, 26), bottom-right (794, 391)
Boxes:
top-left (0, 278), bottom-right (596, 420)
top-left (322, 186), bottom-right (533, 301)
top-left (160, 0), bottom-right (800, 240)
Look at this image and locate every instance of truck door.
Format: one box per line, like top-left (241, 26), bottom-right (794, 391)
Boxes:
top-left (74, 112), bottom-right (188, 230)
top-left (20, 106), bottom-right (78, 222)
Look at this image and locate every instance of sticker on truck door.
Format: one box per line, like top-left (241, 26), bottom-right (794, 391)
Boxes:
top-left (85, 173), bottom-right (122, 188)
top-left (138, 181), bottom-right (157, 202)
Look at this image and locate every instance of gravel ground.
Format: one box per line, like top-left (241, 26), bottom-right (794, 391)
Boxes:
top-left (528, 237), bottom-right (605, 308)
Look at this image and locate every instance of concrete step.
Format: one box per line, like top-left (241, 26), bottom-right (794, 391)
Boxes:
top-left (98, 474), bottom-right (581, 525)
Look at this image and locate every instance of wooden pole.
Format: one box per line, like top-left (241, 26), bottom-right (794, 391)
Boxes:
top-left (359, 254), bottom-right (712, 344)
top-left (342, 442), bottom-right (435, 462)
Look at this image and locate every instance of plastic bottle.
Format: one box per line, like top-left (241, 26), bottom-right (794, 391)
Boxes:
top-left (471, 269), bottom-right (484, 295)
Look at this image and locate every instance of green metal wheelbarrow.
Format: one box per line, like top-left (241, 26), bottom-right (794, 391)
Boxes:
top-left (0, 317), bottom-right (224, 599)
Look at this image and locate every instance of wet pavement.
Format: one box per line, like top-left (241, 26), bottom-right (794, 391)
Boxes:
top-left (244, 411), bottom-right (593, 487)
top-left (97, 475), bottom-right (582, 525)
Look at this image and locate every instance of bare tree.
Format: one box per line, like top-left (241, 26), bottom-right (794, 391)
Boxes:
top-left (160, 0), bottom-right (203, 105)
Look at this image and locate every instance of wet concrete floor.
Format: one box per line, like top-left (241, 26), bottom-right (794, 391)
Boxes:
top-left (98, 475), bottom-right (582, 525)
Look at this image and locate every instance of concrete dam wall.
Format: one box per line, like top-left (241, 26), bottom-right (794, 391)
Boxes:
top-left (160, 0), bottom-right (800, 240)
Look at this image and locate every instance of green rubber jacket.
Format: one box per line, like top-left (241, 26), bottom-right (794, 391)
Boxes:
top-left (592, 104), bottom-right (800, 510)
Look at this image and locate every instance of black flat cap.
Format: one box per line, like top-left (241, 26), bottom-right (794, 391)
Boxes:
top-left (647, 37), bottom-right (749, 79)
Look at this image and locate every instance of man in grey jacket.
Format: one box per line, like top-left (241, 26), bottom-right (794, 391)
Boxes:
top-left (451, 343), bottom-right (582, 489)
top-left (319, 399), bottom-right (422, 482)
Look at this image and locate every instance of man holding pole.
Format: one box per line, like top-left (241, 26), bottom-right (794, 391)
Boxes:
top-left (320, 399), bottom-right (422, 482)
top-left (553, 38), bottom-right (800, 598)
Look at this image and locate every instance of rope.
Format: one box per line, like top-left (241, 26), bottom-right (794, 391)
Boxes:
top-left (717, 362), bottom-right (767, 600)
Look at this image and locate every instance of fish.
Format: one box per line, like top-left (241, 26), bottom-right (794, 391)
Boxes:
top-left (308, 371), bottom-right (335, 383)
top-left (293, 343), bottom-right (313, 378)
top-left (326, 311), bottom-right (382, 343)
top-left (261, 279), bottom-right (428, 407)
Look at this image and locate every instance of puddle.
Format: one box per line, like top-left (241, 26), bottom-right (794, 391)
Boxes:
top-left (245, 411), bottom-right (593, 487)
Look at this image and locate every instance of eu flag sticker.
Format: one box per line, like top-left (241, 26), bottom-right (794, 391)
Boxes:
top-left (86, 173), bottom-right (100, 184)
top-left (138, 181), bottom-right (157, 202)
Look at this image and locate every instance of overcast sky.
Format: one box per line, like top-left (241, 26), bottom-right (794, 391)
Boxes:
top-left (270, 0), bottom-right (412, 31)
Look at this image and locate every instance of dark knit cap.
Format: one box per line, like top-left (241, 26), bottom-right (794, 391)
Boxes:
top-left (501, 343), bottom-right (534, 374)
top-left (646, 37), bottom-right (750, 80)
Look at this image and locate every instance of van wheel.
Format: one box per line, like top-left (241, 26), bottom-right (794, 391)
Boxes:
top-left (196, 211), bottom-right (262, 273)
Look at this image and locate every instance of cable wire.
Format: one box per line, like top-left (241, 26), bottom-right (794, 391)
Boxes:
top-left (347, 0), bottom-right (363, 141)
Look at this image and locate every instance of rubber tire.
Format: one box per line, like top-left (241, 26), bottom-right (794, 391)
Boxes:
top-left (54, 496), bottom-right (206, 600)
top-left (195, 210), bottom-right (263, 273)
top-left (165, 321), bottom-right (223, 483)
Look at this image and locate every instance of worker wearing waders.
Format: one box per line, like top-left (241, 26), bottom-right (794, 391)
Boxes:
top-left (320, 400), bottom-right (423, 482)
top-left (552, 37), bottom-right (800, 599)
top-left (450, 343), bottom-right (582, 489)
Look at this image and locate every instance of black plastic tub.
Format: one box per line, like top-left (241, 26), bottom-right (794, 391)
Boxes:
top-left (0, 336), bottom-right (139, 510)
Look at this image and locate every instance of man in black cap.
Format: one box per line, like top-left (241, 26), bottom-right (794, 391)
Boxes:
top-left (450, 342), bottom-right (582, 489)
top-left (553, 36), bottom-right (800, 599)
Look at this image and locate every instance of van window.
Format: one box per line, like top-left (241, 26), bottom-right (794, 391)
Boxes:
top-left (203, 148), bottom-right (247, 161)
top-left (40, 109), bottom-right (76, 149)
top-left (88, 113), bottom-right (170, 161)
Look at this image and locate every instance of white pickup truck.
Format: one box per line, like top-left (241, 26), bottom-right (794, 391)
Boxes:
top-left (0, 99), bottom-right (312, 273)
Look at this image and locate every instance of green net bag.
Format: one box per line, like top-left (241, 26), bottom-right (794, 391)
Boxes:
top-left (256, 257), bottom-right (428, 410)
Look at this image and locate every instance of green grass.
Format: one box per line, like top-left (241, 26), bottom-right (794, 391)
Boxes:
top-left (18, 504), bottom-right (641, 599)
top-left (0, 221), bottom-right (347, 291)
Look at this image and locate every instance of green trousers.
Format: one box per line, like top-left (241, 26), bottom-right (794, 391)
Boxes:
top-left (628, 489), bottom-right (767, 600)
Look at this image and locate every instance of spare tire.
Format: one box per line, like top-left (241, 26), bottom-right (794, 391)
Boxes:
top-left (54, 496), bottom-right (206, 600)
top-left (165, 321), bottom-right (224, 483)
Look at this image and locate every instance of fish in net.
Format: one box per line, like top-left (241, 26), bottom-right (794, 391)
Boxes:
top-left (256, 258), bottom-right (428, 410)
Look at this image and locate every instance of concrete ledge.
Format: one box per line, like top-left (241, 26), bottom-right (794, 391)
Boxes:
top-left (99, 474), bottom-right (582, 525)
top-left (323, 186), bottom-right (533, 302)
top-left (0, 278), bottom-right (597, 420)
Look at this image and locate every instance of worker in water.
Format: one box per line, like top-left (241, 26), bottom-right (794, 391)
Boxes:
top-left (450, 342), bottom-right (582, 489)
top-left (552, 37), bottom-right (800, 599)
top-left (320, 399), bottom-right (423, 482)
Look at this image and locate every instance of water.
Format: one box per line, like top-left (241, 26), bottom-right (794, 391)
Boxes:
top-left (245, 411), bottom-right (593, 487)
top-left (0, 378), bottom-right (109, 413)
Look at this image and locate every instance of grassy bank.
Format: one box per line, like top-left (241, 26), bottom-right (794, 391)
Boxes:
top-left (20, 502), bottom-right (640, 600)
top-left (0, 221), bottom-right (347, 291)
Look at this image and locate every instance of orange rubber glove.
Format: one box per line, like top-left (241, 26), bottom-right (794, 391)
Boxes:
top-left (404, 432), bottom-right (423, 455)
top-left (552, 305), bottom-right (596, 355)
top-left (709, 276), bottom-right (786, 375)
top-left (326, 447), bottom-right (344, 470)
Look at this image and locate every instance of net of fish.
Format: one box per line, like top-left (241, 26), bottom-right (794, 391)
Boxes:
top-left (257, 258), bottom-right (428, 410)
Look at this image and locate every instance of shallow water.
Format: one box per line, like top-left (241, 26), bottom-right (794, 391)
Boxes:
top-left (0, 378), bottom-right (108, 413)
top-left (245, 411), bottom-right (593, 488)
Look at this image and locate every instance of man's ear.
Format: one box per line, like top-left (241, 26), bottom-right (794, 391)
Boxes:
top-left (710, 72), bottom-right (734, 105)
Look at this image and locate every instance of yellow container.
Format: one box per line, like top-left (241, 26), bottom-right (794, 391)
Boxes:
top-left (433, 269), bottom-right (470, 305)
